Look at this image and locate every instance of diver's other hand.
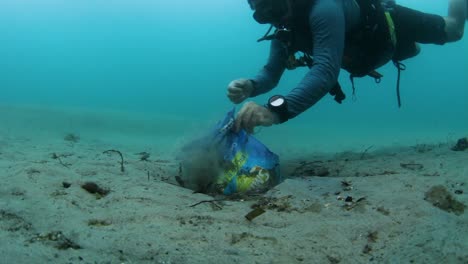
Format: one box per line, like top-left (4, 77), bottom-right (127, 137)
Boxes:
top-left (235, 101), bottom-right (280, 133)
top-left (227, 79), bottom-right (254, 104)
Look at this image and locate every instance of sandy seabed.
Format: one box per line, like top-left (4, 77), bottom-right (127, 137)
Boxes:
top-left (0, 105), bottom-right (467, 264)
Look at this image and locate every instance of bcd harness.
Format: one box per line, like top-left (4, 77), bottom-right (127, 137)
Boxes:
top-left (258, 0), bottom-right (406, 107)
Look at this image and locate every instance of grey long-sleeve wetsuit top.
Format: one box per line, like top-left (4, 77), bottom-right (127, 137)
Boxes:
top-left (251, 0), bottom-right (361, 119)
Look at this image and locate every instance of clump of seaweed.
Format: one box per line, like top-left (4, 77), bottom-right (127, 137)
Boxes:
top-left (0, 210), bottom-right (33, 233)
top-left (341, 196), bottom-right (367, 211)
top-left (424, 185), bottom-right (465, 215)
top-left (26, 168), bottom-right (41, 175)
top-left (29, 231), bottom-right (81, 250)
top-left (137, 152), bottom-right (150, 161)
top-left (64, 133), bottom-right (80, 143)
top-left (51, 153), bottom-right (71, 168)
top-left (452, 137), bottom-right (468, 151)
top-left (400, 162), bottom-right (424, 171)
top-left (103, 149), bottom-right (125, 172)
top-left (291, 160), bottom-right (330, 177)
top-left (81, 182), bottom-right (110, 198)
top-left (413, 144), bottom-right (434, 153)
top-left (376, 206), bottom-right (390, 216)
top-left (251, 195), bottom-right (294, 212)
top-left (87, 219), bottom-right (112, 227)
top-left (362, 231), bottom-right (379, 255)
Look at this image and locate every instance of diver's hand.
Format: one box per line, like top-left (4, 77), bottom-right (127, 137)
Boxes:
top-left (227, 79), bottom-right (254, 104)
top-left (235, 102), bottom-right (280, 134)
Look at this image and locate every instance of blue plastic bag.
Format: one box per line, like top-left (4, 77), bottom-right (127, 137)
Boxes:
top-left (179, 108), bottom-right (281, 195)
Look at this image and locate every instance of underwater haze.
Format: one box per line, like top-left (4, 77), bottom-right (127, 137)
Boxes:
top-left (1, 1), bottom-right (468, 263)
top-left (0, 0), bottom-right (467, 152)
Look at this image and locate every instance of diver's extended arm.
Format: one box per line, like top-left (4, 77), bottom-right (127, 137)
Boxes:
top-left (250, 39), bottom-right (288, 97)
top-left (285, 0), bottom-right (346, 118)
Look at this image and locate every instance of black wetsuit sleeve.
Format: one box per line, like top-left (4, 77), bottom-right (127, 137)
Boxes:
top-left (250, 39), bottom-right (288, 97)
top-left (285, 0), bottom-right (345, 118)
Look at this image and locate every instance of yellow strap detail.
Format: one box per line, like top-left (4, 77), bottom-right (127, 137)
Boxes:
top-left (385, 11), bottom-right (397, 47)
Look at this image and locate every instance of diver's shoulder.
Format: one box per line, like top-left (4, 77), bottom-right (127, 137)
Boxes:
top-left (308, 0), bottom-right (343, 16)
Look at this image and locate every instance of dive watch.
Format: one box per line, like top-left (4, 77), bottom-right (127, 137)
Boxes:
top-left (267, 95), bottom-right (289, 123)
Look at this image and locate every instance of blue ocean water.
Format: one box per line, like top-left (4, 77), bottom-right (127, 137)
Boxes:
top-left (0, 0), bottom-right (467, 152)
top-left (0, 2), bottom-right (467, 263)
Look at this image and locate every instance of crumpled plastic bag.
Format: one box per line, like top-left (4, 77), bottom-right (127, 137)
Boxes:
top-left (177, 108), bottom-right (281, 195)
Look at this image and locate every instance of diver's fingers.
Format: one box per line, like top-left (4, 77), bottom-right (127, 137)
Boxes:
top-left (228, 93), bottom-right (245, 104)
top-left (239, 106), bottom-right (251, 132)
top-left (234, 105), bottom-right (247, 132)
top-left (228, 85), bottom-right (247, 104)
top-left (227, 87), bottom-right (244, 100)
top-left (243, 107), bottom-right (256, 134)
top-left (228, 80), bottom-right (245, 90)
top-left (230, 96), bottom-right (244, 104)
top-left (227, 87), bottom-right (244, 95)
top-left (247, 109), bottom-right (262, 134)
top-left (235, 102), bottom-right (254, 132)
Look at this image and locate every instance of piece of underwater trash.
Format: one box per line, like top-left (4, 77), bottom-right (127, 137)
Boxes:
top-left (178, 108), bottom-right (281, 195)
top-left (245, 208), bottom-right (266, 221)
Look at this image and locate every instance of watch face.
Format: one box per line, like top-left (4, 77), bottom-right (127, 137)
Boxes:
top-left (270, 96), bottom-right (284, 107)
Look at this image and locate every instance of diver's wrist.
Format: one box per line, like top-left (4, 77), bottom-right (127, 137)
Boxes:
top-left (247, 79), bottom-right (257, 97)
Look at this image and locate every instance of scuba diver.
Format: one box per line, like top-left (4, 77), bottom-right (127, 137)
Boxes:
top-left (227, 0), bottom-right (467, 133)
